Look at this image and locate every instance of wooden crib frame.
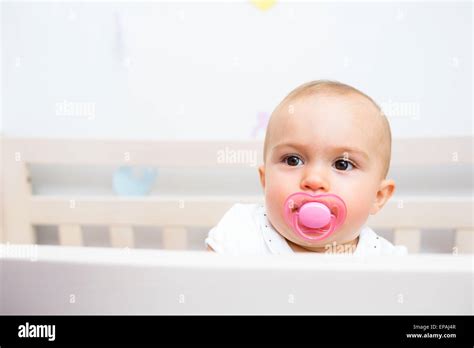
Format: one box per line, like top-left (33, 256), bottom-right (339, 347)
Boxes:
top-left (1, 136), bottom-right (473, 253)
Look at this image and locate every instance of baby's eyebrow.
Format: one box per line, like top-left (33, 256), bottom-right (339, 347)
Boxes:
top-left (330, 146), bottom-right (370, 162)
top-left (272, 142), bottom-right (369, 162)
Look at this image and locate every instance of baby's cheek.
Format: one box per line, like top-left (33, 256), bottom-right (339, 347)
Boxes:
top-left (344, 194), bottom-right (373, 228)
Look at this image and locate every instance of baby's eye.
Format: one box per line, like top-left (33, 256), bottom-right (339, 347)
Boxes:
top-left (283, 155), bottom-right (304, 167)
top-left (333, 159), bottom-right (354, 171)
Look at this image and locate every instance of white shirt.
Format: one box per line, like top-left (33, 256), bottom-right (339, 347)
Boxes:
top-left (205, 203), bottom-right (408, 256)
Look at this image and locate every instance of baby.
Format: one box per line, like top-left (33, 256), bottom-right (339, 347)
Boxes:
top-left (205, 80), bottom-right (407, 255)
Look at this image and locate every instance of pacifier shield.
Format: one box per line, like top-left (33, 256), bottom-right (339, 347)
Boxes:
top-left (283, 192), bottom-right (347, 242)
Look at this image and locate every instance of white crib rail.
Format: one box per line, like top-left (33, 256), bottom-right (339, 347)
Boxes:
top-left (1, 244), bottom-right (472, 314)
top-left (1, 136), bottom-right (473, 252)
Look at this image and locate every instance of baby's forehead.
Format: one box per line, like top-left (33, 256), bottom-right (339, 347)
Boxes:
top-left (263, 85), bottom-right (391, 177)
top-left (264, 92), bottom-right (389, 171)
top-left (270, 93), bottom-right (383, 144)
top-left (284, 91), bottom-right (380, 119)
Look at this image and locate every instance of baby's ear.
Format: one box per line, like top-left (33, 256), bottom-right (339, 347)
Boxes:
top-left (258, 164), bottom-right (266, 189)
top-left (370, 179), bottom-right (396, 215)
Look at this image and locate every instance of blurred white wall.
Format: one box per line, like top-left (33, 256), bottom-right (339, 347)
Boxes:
top-left (1, 1), bottom-right (472, 140)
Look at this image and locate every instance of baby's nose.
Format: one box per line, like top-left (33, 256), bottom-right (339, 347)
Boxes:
top-left (300, 171), bottom-right (329, 193)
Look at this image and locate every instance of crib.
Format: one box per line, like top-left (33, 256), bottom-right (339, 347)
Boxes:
top-left (1, 245), bottom-right (472, 314)
top-left (1, 136), bottom-right (472, 253)
top-left (0, 136), bottom-right (473, 314)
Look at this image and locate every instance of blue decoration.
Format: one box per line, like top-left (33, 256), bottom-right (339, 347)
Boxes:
top-left (112, 166), bottom-right (158, 196)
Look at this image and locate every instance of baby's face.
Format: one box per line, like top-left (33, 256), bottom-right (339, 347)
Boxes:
top-left (259, 93), bottom-right (395, 251)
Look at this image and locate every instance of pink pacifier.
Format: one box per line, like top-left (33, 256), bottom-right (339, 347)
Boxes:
top-left (283, 192), bottom-right (347, 242)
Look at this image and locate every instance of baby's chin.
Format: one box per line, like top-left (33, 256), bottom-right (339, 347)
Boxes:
top-left (277, 220), bottom-right (352, 249)
top-left (277, 224), bottom-right (329, 247)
